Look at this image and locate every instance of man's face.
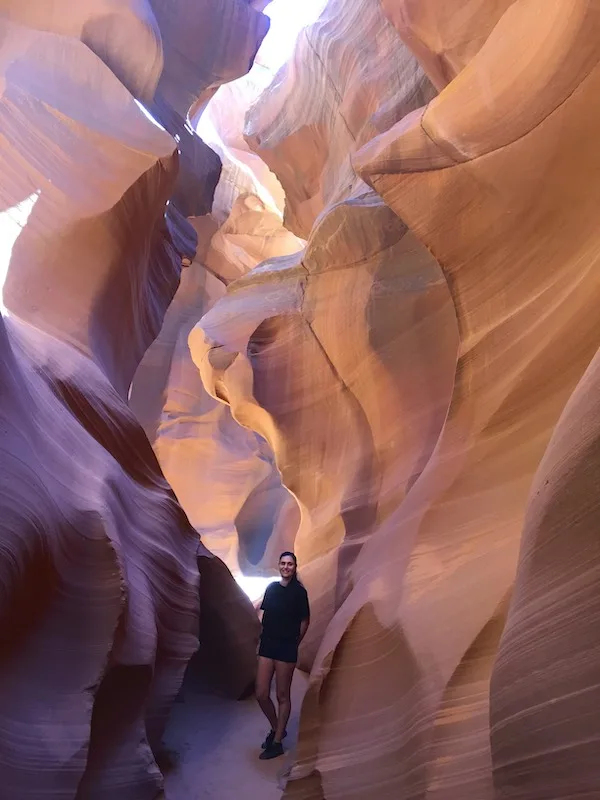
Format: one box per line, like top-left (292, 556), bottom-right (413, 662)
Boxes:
top-left (279, 556), bottom-right (295, 579)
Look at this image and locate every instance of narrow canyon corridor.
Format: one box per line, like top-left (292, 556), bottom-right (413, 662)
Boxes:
top-left (3, 1), bottom-right (600, 799)
top-left (163, 672), bottom-right (308, 799)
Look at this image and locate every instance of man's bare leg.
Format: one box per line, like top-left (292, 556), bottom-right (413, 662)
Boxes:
top-left (256, 656), bottom-right (278, 731)
top-left (274, 660), bottom-right (295, 743)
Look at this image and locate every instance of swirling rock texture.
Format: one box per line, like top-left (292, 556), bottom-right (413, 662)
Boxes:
top-left (190, 0), bottom-right (600, 797)
top-left (131, 29), bottom-right (305, 581)
top-left (491, 347), bottom-right (600, 800)
top-left (130, 197), bottom-right (302, 576)
top-left (0, 1), bottom-right (267, 798)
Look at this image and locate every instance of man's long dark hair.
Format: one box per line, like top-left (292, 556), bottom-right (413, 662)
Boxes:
top-left (279, 551), bottom-right (303, 585)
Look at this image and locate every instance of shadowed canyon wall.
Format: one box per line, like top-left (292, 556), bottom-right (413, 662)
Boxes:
top-left (0, 1), bottom-right (267, 797)
top-left (3, 0), bottom-right (600, 799)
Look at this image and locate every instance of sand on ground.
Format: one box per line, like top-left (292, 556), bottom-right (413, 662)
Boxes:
top-left (164, 670), bottom-right (308, 799)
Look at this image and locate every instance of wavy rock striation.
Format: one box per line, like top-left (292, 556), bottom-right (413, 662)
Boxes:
top-left (132, 34), bottom-right (305, 584)
top-left (190, 0), bottom-right (600, 797)
top-left (491, 344), bottom-right (600, 800)
top-left (0, 2), bottom-right (267, 797)
top-left (148, 0), bottom-right (270, 218)
top-left (131, 197), bottom-right (302, 578)
top-left (193, 0), bottom-right (443, 665)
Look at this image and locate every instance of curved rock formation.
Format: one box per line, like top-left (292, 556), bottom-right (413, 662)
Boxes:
top-left (0, 313), bottom-right (200, 800)
top-left (0, 1), bottom-right (268, 797)
top-left (4, 0), bottom-right (600, 797)
top-left (189, 0), bottom-right (600, 796)
top-left (491, 345), bottom-right (600, 800)
top-left (0, 0), bottom-right (163, 101)
top-left (192, 0), bottom-right (442, 654)
top-left (131, 27), bottom-right (306, 584)
top-left (147, 0), bottom-right (269, 218)
top-left (243, 0), bottom-right (436, 238)
top-left (379, 0), bottom-right (516, 90)
top-left (131, 197), bottom-right (302, 577)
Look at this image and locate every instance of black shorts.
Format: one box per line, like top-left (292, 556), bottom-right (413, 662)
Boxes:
top-left (258, 636), bottom-right (298, 664)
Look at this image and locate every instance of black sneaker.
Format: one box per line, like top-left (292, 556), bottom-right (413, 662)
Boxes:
top-left (261, 729), bottom-right (287, 749)
top-left (259, 741), bottom-right (284, 760)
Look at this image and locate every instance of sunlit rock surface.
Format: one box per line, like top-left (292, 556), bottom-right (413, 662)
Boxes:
top-left (131, 196), bottom-right (303, 577)
top-left (0, 2), bottom-right (267, 797)
top-left (3, 0), bottom-right (600, 797)
top-left (131, 18), bottom-right (306, 584)
top-left (0, 0), bottom-right (163, 101)
top-left (193, 0), bottom-right (441, 656)
top-left (189, 0), bottom-right (600, 797)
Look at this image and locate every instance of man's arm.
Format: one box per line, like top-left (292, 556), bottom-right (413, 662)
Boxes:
top-left (298, 616), bottom-right (310, 643)
top-left (298, 588), bottom-right (310, 643)
top-left (257, 584), bottom-right (271, 622)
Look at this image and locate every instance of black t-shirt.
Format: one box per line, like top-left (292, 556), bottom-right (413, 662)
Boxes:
top-left (260, 580), bottom-right (310, 642)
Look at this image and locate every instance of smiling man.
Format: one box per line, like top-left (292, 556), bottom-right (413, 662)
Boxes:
top-left (255, 552), bottom-right (310, 759)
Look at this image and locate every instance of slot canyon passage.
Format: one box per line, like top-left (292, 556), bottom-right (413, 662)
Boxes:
top-left (3, 0), bottom-right (600, 798)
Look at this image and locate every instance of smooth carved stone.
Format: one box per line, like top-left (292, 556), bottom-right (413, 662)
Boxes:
top-left (132, 196), bottom-right (302, 578)
top-left (194, 44), bottom-right (286, 223)
top-left (151, 97), bottom-right (222, 218)
top-left (195, 549), bottom-right (261, 698)
top-left (147, 0), bottom-right (268, 219)
top-left (0, 0), bottom-right (163, 102)
top-left (0, 19), bottom-right (179, 398)
top-left (192, 186), bottom-right (458, 676)
top-left (299, 2), bottom-right (600, 797)
top-left (380, 0), bottom-right (516, 90)
top-left (148, 0), bottom-right (270, 121)
top-left (204, 194), bottom-right (303, 285)
top-left (0, 10), bottom-right (263, 798)
top-left (243, 0), bottom-right (436, 237)
top-left (197, 0), bottom-right (442, 663)
top-left (166, 205), bottom-right (198, 264)
top-left (192, 0), bottom-right (600, 797)
top-left (0, 315), bottom-right (200, 800)
top-left (491, 346), bottom-right (600, 799)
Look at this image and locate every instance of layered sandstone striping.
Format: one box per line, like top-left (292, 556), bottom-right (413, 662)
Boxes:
top-left (132, 30), bottom-right (306, 583)
top-left (147, 0), bottom-right (270, 218)
top-left (3, 0), bottom-right (600, 797)
top-left (0, 1), bottom-right (268, 797)
top-left (491, 345), bottom-right (600, 799)
top-left (193, 0), bottom-right (444, 667)
top-left (191, 0), bottom-right (600, 797)
top-left (131, 197), bottom-right (303, 577)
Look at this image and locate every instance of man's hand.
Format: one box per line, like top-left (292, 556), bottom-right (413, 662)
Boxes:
top-left (298, 617), bottom-right (310, 644)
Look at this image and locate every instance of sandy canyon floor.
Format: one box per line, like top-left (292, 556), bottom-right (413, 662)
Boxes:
top-left (163, 671), bottom-right (308, 799)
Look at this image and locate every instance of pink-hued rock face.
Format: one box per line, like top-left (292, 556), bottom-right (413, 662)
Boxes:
top-left (0, 1), bottom-right (266, 797)
top-left (0, 19), bottom-right (178, 398)
top-left (0, 313), bottom-right (200, 799)
top-left (4, 0), bottom-right (600, 797)
top-left (131, 196), bottom-right (303, 576)
top-left (130, 23), bottom-right (305, 587)
top-left (184, 0), bottom-right (600, 797)
top-left (147, 0), bottom-right (270, 218)
top-left (490, 347), bottom-right (600, 799)
top-left (243, 0), bottom-right (436, 238)
top-left (0, 0), bottom-right (163, 101)
top-left (379, 0), bottom-right (516, 90)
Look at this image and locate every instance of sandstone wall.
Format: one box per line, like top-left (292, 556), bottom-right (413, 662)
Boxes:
top-left (190, 0), bottom-right (600, 796)
top-left (0, 2), bottom-right (267, 796)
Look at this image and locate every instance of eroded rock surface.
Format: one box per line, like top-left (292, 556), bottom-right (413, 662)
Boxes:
top-left (0, 2), bottom-right (267, 797)
top-left (131, 33), bottom-right (305, 582)
top-left (131, 197), bottom-right (302, 576)
top-left (3, 0), bottom-right (600, 798)
top-left (190, 0), bottom-right (600, 797)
